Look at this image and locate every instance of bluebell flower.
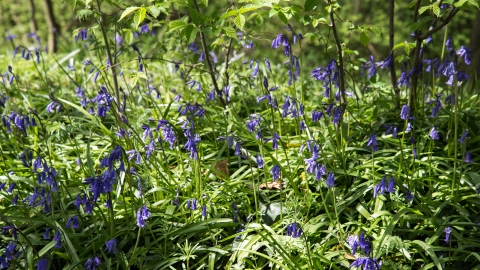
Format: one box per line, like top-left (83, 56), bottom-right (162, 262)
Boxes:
top-left (387, 177), bottom-right (395, 193)
top-left (286, 222), bottom-right (303, 238)
top-left (84, 256), bottom-right (101, 270)
top-left (404, 186), bottom-right (413, 202)
top-left (255, 154), bottom-right (264, 168)
top-left (5, 243), bottom-right (16, 260)
top-left (202, 205), bottom-right (207, 217)
top-left (136, 205), bottom-right (151, 227)
top-left (426, 36), bottom-right (433, 44)
top-left (315, 164), bottom-right (326, 180)
top-left (312, 110), bottom-right (323, 122)
top-left (444, 227), bottom-right (452, 243)
top-left (458, 130), bottom-right (468, 143)
top-left (157, 120), bottom-right (177, 150)
top-left (187, 198), bottom-right (198, 210)
top-left (362, 55), bottom-right (377, 79)
top-left (374, 176), bottom-right (387, 198)
top-left (456, 46), bottom-right (471, 65)
top-left (37, 258), bottom-right (48, 270)
top-left (272, 133), bottom-right (280, 150)
top-left (375, 55), bottom-right (392, 69)
top-left (358, 232), bottom-right (371, 254)
top-left (7, 183), bottom-right (15, 193)
top-left (400, 104), bottom-right (409, 120)
top-left (43, 227), bottom-right (50, 239)
top-left (350, 257), bottom-right (381, 270)
top-left (366, 134), bottom-right (378, 151)
top-left (332, 107), bottom-right (344, 125)
top-left (54, 230), bottom-right (62, 248)
top-left (246, 114), bottom-right (261, 132)
top-left (270, 165), bottom-right (280, 181)
top-left (264, 58), bottom-right (272, 72)
top-left (446, 37), bottom-right (454, 52)
top-left (251, 61), bottom-right (259, 78)
top-left (346, 235), bottom-right (359, 254)
top-left (326, 172), bottom-right (335, 189)
top-left (105, 239), bottom-right (117, 254)
top-left (429, 127), bottom-right (439, 140)
top-left (465, 152), bottom-right (472, 163)
top-left (66, 216), bottom-right (80, 229)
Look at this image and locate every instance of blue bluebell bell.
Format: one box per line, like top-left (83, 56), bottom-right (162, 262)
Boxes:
top-left (255, 154), bottom-right (264, 168)
top-left (84, 256), bottom-right (101, 270)
top-left (37, 258), bottom-right (48, 270)
top-left (366, 134), bottom-right (378, 151)
top-left (458, 130), bottom-right (468, 143)
top-left (54, 230), bottom-right (62, 248)
top-left (105, 239), bottom-right (117, 254)
top-left (400, 104), bottom-right (409, 120)
top-left (326, 172), bottom-right (335, 189)
top-left (136, 205), bottom-right (151, 227)
top-left (465, 152), bottom-right (472, 163)
top-left (429, 127), bottom-right (439, 140)
top-left (286, 222), bottom-right (303, 238)
top-left (456, 46), bottom-right (472, 65)
top-left (270, 165), bottom-right (280, 181)
top-left (444, 227), bottom-right (452, 243)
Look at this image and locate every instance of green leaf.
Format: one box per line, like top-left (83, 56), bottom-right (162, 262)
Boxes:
top-left (189, 7), bottom-right (202, 25)
top-left (200, 0), bottom-right (208, 5)
top-left (468, 0), bottom-right (479, 9)
top-left (432, 4), bottom-right (440, 16)
top-left (68, 0), bottom-right (77, 9)
top-left (118, 7), bottom-right (140, 22)
top-left (133, 7), bottom-right (147, 29)
top-left (454, 0), bottom-right (468, 7)
top-left (220, 9), bottom-right (238, 19)
top-left (223, 27), bottom-right (237, 39)
top-left (181, 24), bottom-right (199, 44)
top-left (360, 31), bottom-right (369, 46)
top-left (239, 4), bottom-right (260, 13)
top-left (234, 14), bottom-right (246, 30)
top-left (418, 6), bottom-right (430, 15)
top-left (147, 6), bottom-right (161, 18)
top-left (278, 11), bottom-right (288, 23)
top-left (168, 20), bottom-right (188, 32)
top-left (304, 0), bottom-right (317, 11)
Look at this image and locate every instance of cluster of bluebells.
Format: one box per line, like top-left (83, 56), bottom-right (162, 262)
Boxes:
top-left (82, 146), bottom-right (124, 210)
top-left (1, 111), bottom-right (37, 134)
top-left (347, 232), bottom-right (382, 270)
top-left (373, 175), bottom-right (395, 198)
top-left (286, 222), bottom-right (303, 238)
top-left (302, 141), bottom-right (327, 181)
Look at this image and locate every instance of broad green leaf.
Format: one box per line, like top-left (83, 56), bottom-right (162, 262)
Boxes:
top-left (360, 31), bottom-right (369, 46)
top-left (411, 240), bottom-right (442, 269)
top-left (200, 0), bottom-right (208, 5)
top-left (468, 0), bottom-right (479, 8)
top-left (147, 5), bottom-right (161, 18)
top-left (133, 7), bottom-right (147, 29)
top-left (454, 0), bottom-right (468, 7)
top-left (418, 6), bottom-right (430, 15)
top-left (239, 4), bottom-right (260, 13)
top-left (304, 0), bottom-right (317, 11)
top-left (234, 14), bottom-right (246, 30)
top-left (432, 4), bottom-right (440, 16)
top-left (118, 7), bottom-right (140, 22)
top-left (168, 20), bottom-right (188, 32)
top-left (181, 24), bottom-right (199, 44)
top-left (220, 9), bottom-right (238, 19)
top-left (189, 7), bottom-right (202, 25)
top-left (223, 27), bottom-right (237, 39)
top-left (68, 0), bottom-right (77, 9)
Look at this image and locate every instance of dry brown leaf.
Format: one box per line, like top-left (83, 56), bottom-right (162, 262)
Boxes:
top-left (259, 181), bottom-right (284, 190)
top-left (214, 159), bottom-right (230, 177)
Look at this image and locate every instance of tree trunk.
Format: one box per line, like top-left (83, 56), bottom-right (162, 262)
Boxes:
top-left (28, 0), bottom-right (38, 34)
top-left (43, 0), bottom-right (60, 54)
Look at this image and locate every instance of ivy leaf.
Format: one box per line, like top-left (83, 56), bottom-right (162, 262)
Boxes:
top-left (118, 7), bottom-right (140, 22)
top-left (360, 31), bottom-right (369, 47)
top-left (223, 27), bottom-right (237, 39)
top-left (133, 8), bottom-right (147, 29)
top-left (304, 0), bottom-right (317, 11)
top-left (234, 14), bottom-right (245, 30)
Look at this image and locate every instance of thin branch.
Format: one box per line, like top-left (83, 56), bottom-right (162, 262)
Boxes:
top-left (192, 0), bottom-right (227, 108)
top-left (328, 2), bottom-right (346, 106)
top-left (418, 8), bottom-right (459, 40)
